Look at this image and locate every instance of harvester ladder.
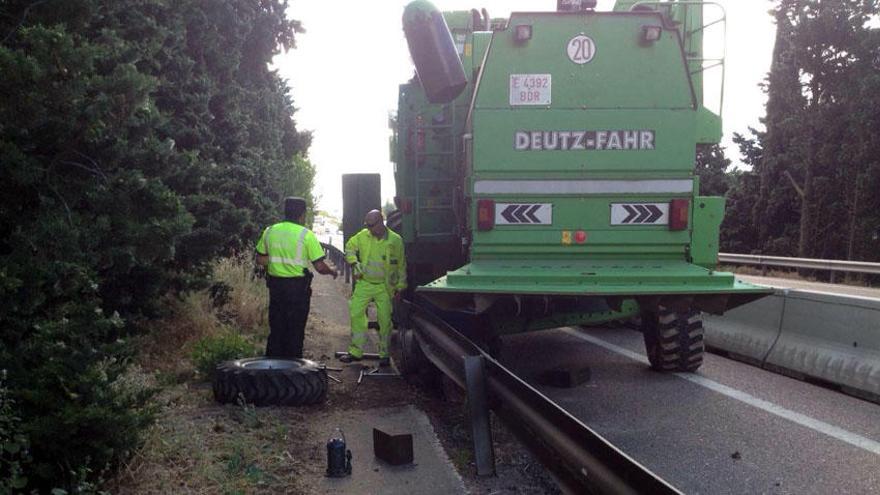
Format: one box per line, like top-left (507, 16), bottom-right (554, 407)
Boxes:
top-left (414, 102), bottom-right (457, 239)
top-left (632, 1), bottom-right (726, 115)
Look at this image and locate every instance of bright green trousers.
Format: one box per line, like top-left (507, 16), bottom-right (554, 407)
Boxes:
top-left (348, 280), bottom-right (393, 358)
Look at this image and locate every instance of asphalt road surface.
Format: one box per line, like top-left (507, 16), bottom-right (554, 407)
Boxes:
top-left (500, 326), bottom-right (880, 495)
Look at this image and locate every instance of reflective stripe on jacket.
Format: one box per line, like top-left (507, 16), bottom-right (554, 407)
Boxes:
top-left (256, 222), bottom-right (324, 277)
top-left (344, 228), bottom-right (407, 290)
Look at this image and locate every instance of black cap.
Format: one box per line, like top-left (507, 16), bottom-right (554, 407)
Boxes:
top-left (284, 197), bottom-right (307, 221)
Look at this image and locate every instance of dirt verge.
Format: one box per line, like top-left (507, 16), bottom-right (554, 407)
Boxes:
top-left (106, 268), bottom-right (558, 494)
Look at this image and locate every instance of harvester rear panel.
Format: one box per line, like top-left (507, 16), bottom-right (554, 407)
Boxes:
top-left (385, 0), bottom-right (770, 370)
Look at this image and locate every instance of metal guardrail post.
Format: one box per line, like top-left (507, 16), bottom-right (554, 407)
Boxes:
top-left (464, 355), bottom-right (495, 476)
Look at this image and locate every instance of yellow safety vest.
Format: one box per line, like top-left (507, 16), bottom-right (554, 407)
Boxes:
top-left (256, 222), bottom-right (323, 277)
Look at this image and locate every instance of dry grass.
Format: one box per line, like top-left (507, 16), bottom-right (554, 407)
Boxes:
top-left (107, 256), bottom-right (301, 493)
top-left (135, 291), bottom-right (221, 382)
top-left (212, 254), bottom-right (268, 336)
top-left (134, 255), bottom-right (270, 382)
top-left (107, 384), bottom-right (318, 494)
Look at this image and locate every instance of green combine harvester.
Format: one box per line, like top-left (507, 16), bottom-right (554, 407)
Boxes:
top-left (379, 0), bottom-right (770, 372)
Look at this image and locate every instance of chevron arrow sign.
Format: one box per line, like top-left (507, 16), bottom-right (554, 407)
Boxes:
top-left (495, 203), bottom-right (553, 225)
top-left (610, 203), bottom-right (669, 225)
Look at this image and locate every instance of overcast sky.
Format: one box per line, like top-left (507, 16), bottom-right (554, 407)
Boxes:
top-left (275, 0), bottom-right (777, 216)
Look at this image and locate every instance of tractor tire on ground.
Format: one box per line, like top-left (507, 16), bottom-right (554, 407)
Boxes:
top-left (641, 307), bottom-right (704, 372)
top-left (213, 357), bottom-right (327, 406)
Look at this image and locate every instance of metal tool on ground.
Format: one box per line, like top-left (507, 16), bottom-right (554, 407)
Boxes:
top-left (356, 367), bottom-right (365, 389)
top-left (325, 428), bottom-right (352, 478)
top-left (335, 351), bottom-right (381, 360)
top-left (353, 366), bottom-right (400, 391)
top-left (317, 363), bottom-right (343, 383)
top-left (367, 367), bottom-right (399, 377)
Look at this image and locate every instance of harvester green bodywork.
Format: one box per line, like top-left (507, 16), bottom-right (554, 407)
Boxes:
top-left (391, 1), bottom-right (769, 336)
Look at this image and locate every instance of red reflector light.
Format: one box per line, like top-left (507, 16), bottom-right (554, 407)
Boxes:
top-left (669, 199), bottom-right (689, 231)
top-left (575, 230), bottom-right (587, 244)
top-left (477, 199), bottom-right (495, 231)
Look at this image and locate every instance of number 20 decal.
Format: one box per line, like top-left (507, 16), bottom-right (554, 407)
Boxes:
top-left (566, 34), bottom-right (596, 64)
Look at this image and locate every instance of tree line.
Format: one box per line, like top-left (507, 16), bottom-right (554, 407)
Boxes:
top-left (698, 0), bottom-right (880, 266)
top-left (0, 0), bottom-right (313, 490)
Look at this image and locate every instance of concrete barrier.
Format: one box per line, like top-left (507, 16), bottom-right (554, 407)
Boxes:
top-left (703, 291), bottom-right (787, 366)
top-left (705, 288), bottom-right (880, 401)
top-left (765, 291), bottom-right (880, 399)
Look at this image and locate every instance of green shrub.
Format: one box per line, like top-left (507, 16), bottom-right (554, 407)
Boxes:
top-left (190, 332), bottom-right (257, 378)
top-left (0, 0), bottom-right (311, 489)
top-left (0, 372), bottom-right (31, 494)
top-left (1, 315), bottom-right (157, 493)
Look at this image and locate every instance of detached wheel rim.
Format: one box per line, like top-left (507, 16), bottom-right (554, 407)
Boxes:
top-left (238, 358), bottom-right (308, 370)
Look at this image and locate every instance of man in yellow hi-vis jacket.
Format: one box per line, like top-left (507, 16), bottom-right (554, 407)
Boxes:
top-left (341, 210), bottom-right (406, 366)
top-left (256, 197), bottom-right (337, 358)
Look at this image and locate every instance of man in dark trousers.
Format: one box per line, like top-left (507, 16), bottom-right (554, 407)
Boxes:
top-left (256, 197), bottom-right (337, 358)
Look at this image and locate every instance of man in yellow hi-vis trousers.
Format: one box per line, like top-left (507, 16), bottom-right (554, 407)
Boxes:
top-left (341, 210), bottom-right (406, 366)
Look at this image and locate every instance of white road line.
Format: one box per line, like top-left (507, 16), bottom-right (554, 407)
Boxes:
top-left (561, 328), bottom-right (880, 456)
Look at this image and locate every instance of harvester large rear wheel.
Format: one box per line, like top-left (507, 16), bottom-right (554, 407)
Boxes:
top-left (641, 307), bottom-right (704, 372)
top-left (396, 326), bottom-right (426, 377)
top-left (395, 325), bottom-right (445, 393)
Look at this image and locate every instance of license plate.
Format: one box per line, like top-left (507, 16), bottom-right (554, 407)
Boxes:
top-left (509, 74), bottom-right (551, 106)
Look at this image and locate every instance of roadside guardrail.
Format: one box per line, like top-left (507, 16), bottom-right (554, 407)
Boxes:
top-left (321, 242), bottom-right (352, 284)
top-left (402, 300), bottom-right (681, 495)
top-left (719, 253), bottom-right (880, 283)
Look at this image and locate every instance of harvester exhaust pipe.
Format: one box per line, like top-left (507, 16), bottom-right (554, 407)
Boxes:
top-left (403, 0), bottom-right (467, 104)
top-left (471, 9), bottom-right (484, 31)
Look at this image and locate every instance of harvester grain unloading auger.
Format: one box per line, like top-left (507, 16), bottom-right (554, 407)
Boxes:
top-left (385, 0), bottom-right (771, 372)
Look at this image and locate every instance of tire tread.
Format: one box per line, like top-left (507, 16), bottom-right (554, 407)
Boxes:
top-left (642, 307), bottom-right (704, 372)
top-left (212, 358), bottom-right (327, 406)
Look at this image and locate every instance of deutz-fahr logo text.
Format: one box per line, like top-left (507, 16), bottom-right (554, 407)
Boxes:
top-left (514, 130), bottom-right (655, 151)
